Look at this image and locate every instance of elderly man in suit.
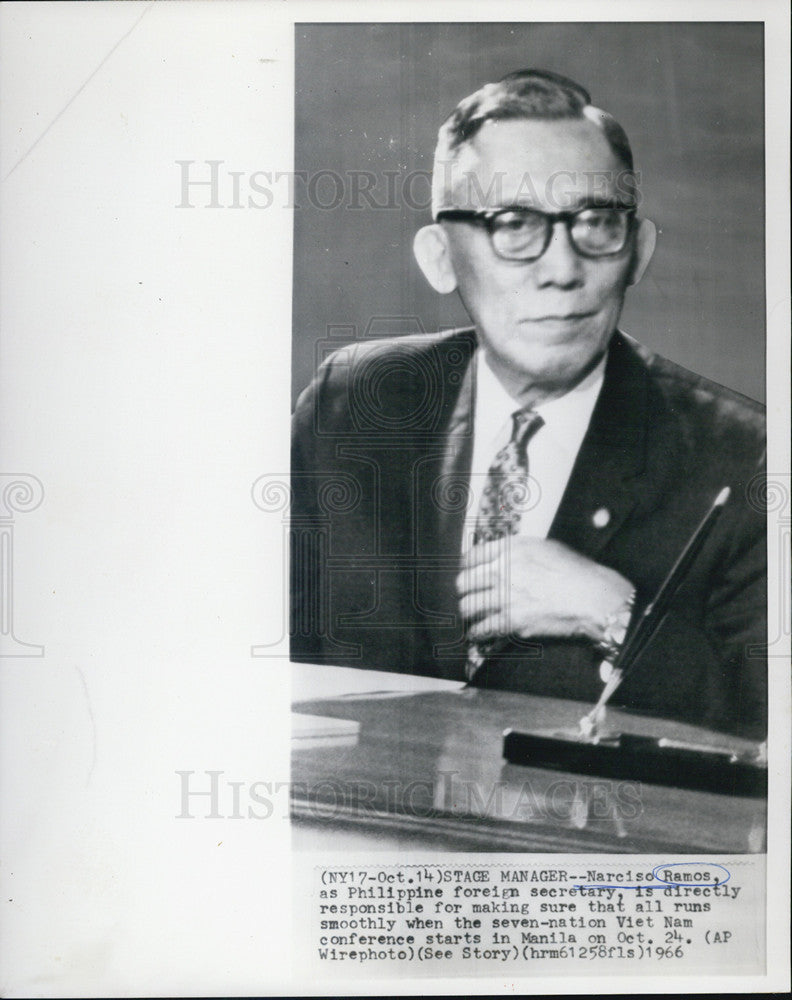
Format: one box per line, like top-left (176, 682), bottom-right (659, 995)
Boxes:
top-left (290, 70), bottom-right (766, 740)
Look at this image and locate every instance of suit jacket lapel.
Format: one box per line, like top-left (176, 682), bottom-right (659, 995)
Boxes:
top-left (549, 332), bottom-right (650, 559)
top-left (415, 330), bottom-right (477, 673)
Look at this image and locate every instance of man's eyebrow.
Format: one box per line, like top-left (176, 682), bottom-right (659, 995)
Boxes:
top-left (575, 196), bottom-right (635, 210)
top-left (493, 197), bottom-right (634, 213)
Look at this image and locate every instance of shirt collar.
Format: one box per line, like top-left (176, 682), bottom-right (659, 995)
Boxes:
top-left (474, 347), bottom-right (607, 447)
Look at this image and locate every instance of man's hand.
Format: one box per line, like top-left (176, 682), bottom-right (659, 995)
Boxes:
top-left (456, 536), bottom-right (635, 644)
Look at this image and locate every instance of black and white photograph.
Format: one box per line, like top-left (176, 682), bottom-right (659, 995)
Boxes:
top-left (289, 22), bottom-right (768, 854)
top-left (0, 2), bottom-right (789, 996)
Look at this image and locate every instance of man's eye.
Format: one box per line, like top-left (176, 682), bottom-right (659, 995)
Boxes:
top-left (581, 213), bottom-right (604, 227)
top-left (580, 210), bottom-right (616, 228)
top-left (496, 212), bottom-right (541, 232)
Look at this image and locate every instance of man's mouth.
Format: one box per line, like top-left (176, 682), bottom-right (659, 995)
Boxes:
top-left (521, 311), bottom-right (596, 322)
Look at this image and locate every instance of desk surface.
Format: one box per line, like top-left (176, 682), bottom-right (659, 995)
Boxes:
top-left (291, 664), bottom-right (766, 853)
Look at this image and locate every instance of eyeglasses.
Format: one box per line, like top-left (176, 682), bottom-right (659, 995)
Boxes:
top-left (435, 204), bottom-right (636, 262)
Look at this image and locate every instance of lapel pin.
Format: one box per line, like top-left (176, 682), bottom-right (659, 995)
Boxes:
top-left (592, 507), bottom-right (611, 529)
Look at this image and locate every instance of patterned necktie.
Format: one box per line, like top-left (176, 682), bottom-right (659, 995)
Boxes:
top-left (465, 409), bottom-right (544, 680)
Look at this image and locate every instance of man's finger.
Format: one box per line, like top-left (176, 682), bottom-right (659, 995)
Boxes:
top-left (460, 539), bottom-right (506, 568)
top-left (455, 563), bottom-right (499, 597)
top-left (459, 590), bottom-right (500, 623)
top-left (467, 613), bottom-right (511, 642)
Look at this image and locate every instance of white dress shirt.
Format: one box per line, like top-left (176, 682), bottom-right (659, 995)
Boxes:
top-left (463, 349), bottom-right (606, 551)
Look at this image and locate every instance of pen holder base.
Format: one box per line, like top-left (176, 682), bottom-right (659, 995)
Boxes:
top-left (502, 728), bottom-right (767, 798)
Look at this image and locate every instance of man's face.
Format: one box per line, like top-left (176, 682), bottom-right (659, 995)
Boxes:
top-left (441, 118), bottom-right (636, 398)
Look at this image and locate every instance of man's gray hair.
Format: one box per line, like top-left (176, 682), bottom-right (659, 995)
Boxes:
top-left (431, 69), bottom-right (635, 219)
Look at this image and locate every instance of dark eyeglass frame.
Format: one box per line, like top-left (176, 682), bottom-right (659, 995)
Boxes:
top-left (435, 204), bottom-right (637, 262)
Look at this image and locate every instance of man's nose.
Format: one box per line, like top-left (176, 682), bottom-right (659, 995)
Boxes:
top-left (533, 220), bottom-right (584, 287)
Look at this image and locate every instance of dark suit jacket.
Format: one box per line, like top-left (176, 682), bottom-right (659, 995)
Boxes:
top-left (290, 328), bottom-right (767, 739)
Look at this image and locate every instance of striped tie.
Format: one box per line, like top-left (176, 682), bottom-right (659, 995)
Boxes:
top-left (465, 409), bottom-right (544, 681)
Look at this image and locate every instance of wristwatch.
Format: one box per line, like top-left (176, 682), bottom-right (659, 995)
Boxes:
top-left (597, 589), bottom-right (636, 664)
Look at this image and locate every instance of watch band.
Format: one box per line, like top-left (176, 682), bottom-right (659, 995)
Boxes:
top-left (596, 588), bottom-right (636, 663)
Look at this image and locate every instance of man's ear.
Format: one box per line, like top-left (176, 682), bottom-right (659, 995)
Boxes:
top-left (413, 224), bottom-right (458, 294)
top-left (627, 218), bottom-right (657, 286)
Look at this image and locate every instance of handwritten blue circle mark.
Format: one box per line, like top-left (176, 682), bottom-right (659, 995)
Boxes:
top-left (652, 862), bottom-right (731, 887)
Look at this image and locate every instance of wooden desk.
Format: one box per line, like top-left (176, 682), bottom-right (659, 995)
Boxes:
top-left (291, 664), bottom-right (766, 853)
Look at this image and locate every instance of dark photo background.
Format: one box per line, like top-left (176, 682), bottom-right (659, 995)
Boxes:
top-left (292, 22), bottom-right (765, 406)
